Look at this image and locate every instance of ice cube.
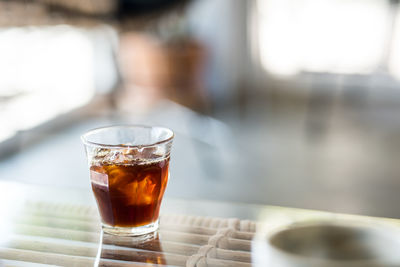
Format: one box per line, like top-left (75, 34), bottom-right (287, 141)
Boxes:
top-left (110, 170), bottom-right (136, 190)
top-left (122, 175), bottom-right (157, 206)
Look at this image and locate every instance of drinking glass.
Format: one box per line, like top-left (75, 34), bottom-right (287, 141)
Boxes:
top-left (82, 125), bottom-right (173, 236)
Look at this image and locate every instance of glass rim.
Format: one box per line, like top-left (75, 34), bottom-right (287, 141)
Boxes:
top-left (81, 124), bottom-right (174, 149)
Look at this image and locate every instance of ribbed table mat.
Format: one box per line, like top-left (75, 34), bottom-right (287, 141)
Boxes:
top-left (0, 202), bottom-right (258, 267)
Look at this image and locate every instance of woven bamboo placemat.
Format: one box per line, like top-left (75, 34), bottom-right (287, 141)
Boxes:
top-left (0, 201), bottom-right (259, 267)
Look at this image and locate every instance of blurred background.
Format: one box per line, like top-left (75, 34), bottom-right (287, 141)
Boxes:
top-left (1, 0), bottom-right (400, 219)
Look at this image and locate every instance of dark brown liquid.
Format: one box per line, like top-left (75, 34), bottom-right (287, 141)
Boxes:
top-left (90, 158), bottom-right (169, 227)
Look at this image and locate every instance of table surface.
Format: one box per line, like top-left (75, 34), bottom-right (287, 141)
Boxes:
top-left (0, 181), bottom-right (400, 267)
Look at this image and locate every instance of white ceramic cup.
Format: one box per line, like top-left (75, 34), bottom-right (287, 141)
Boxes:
top-left (252, 220), bottom-right (400, 267)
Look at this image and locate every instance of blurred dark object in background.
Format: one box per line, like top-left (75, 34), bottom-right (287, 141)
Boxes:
top-left (118, 0), bottom-right (190, 19)
top-left (0, 0), bottom-right (191, 27)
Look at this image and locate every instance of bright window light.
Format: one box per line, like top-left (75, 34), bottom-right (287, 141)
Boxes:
top-left (0, 25), bottom-right (96, 142)
top-left (256, 0), bottom-right (389, 76)
top-left (389, 8), bottom-right (400, 81)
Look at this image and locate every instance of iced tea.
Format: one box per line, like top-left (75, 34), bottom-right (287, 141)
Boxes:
top-left (90, 158), bottom-right (169, 227)
top-left (82, 125), bottom-right (173, 236)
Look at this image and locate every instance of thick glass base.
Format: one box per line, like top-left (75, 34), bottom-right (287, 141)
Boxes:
top-left (102, 220), bottom-right (159, 236)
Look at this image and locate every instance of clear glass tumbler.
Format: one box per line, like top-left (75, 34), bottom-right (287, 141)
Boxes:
top-left (81, 125), bottom-right (174, 236)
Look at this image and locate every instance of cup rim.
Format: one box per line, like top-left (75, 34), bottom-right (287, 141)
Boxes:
top-left (81, 124), bottom-right (174, 149)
